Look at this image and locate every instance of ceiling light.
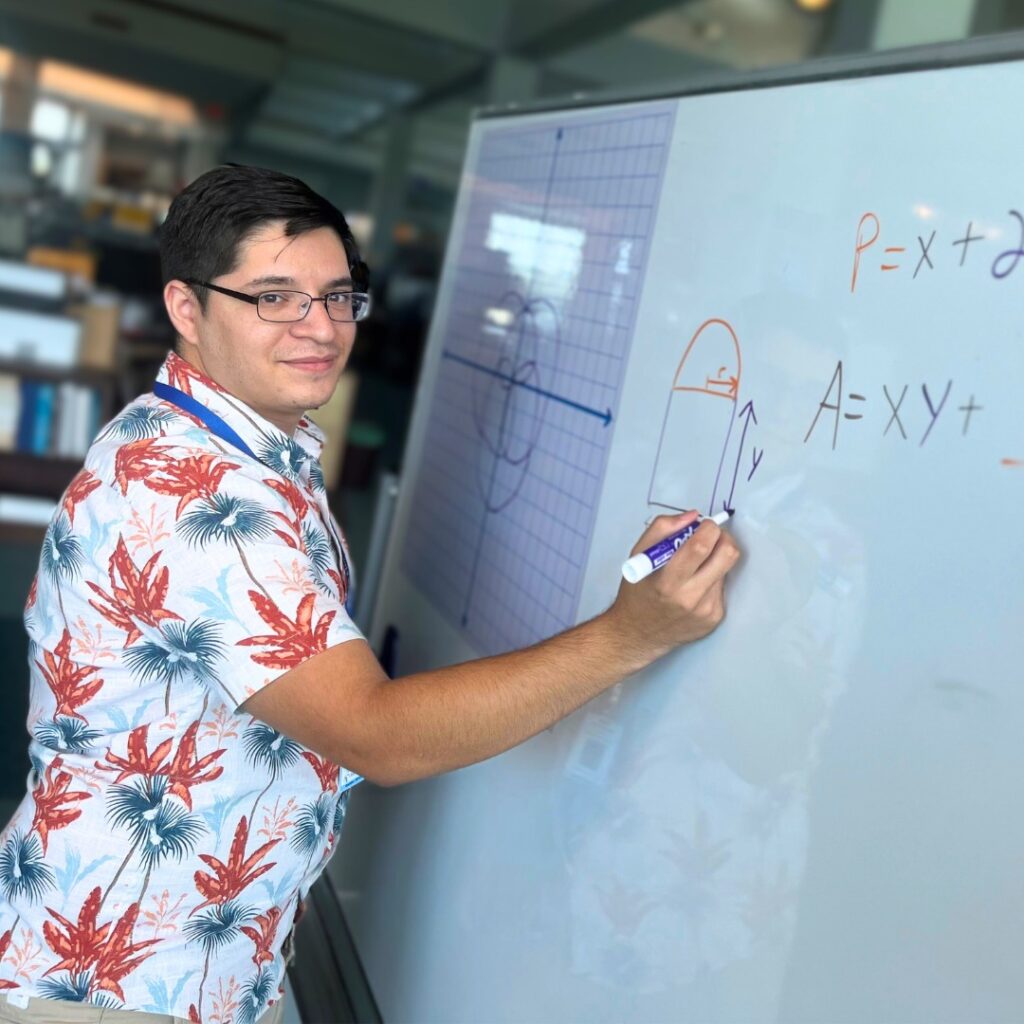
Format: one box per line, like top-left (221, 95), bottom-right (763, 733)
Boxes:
top-left (39, 60), bottom-right (196, 125)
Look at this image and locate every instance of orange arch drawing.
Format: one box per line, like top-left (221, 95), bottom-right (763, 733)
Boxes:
top-left (671, 317), bottom-right (742, 401)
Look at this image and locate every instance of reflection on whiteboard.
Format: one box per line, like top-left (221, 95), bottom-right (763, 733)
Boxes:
top-left (403, 106), bottom-right (677, 655)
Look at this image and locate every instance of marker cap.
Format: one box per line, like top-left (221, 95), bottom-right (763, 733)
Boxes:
top-left (622, 553), bottom-right (655, 584)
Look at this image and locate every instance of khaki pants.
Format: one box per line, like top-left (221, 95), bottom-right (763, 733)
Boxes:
top-left (0, 993), bottom-right (285, 1024)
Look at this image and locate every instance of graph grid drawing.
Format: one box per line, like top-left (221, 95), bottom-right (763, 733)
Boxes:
top-left (402, 105), bottom-right (677, 656)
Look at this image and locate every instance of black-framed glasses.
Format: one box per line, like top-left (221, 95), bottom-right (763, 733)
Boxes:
top-left (187, 280), bottom-right (372, 323)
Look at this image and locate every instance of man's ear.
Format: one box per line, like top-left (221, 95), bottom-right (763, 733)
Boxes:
top-left (164, 280), bottom-right (202, 349)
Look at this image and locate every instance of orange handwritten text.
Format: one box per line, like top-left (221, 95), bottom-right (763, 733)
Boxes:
top-left (851, 212), bottom-right (880, 293)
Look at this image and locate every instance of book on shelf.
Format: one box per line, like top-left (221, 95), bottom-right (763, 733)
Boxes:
top-left (32, 383), bottom-right (54, 454)
top-left (1, 372), bottom-right (103, 460)
top-left (0, 374), bottom-right (17, 449)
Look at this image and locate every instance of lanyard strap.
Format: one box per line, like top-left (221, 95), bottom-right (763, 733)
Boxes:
top-left (156, 379), bottom-right (361, 788)
top-left (154, 379), bottom-right (353, 595)
top-left (154, 381), bottom-right (259, 461)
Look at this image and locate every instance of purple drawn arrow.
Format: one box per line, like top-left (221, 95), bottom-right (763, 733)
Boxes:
top-left (724, 400), bottom-right (757, 513)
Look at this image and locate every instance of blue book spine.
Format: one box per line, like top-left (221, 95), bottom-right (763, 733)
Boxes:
top-left (32, 383), bottom-right (55, 454)
top-left (15, 380), bottom-right (38, 452)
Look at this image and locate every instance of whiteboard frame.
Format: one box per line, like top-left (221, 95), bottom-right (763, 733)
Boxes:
top-left (350, 29), bottom-right (1024, 1023)
top-left (366, 28), bottom-right (1024, 644)
top-left (474, 30), bottom-right (1024, 121)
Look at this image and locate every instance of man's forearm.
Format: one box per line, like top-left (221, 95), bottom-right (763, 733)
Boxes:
top-left (243, 513), bottom-right (738, 787)
top-left (355, 610), bottom-right (655, 786)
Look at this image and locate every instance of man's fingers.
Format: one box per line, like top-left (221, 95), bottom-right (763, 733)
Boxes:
top-left (654, 519), bottom-right (723, 580)
top-left (662, 523), bottom-right (740, 594)
top-left (629, 510), bottom-right (698, 557)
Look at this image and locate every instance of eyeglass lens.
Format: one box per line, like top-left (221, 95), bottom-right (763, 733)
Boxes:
top-left (256, 291), bottom-right (370, 323)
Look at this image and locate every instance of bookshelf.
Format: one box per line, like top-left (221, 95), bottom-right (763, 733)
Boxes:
top-left (0, 359), bottom-right (118, 541)
top-left (0, 358), bottom-right (117, 399)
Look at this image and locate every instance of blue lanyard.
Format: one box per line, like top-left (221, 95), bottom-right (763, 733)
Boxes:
top-left (154, 378), bottom-right (363, 792)
top-left (153, 381), bottom-right (258, 460)
top-left (154, 378), bottom-right (353, 596)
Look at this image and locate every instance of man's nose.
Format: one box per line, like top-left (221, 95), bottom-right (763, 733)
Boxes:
top-left (292, 299), bottom-right (337, 340)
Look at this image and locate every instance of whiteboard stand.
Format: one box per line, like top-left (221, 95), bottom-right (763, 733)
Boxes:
top-left (353, 469), bottom-right (400, 636)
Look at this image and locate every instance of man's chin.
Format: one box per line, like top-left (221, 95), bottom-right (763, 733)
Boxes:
top-left (303, 377), bottom-right (345, 411)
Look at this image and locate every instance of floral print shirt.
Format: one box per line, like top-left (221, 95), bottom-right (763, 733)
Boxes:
top-left (0, 352), bottom-right (363, 1023)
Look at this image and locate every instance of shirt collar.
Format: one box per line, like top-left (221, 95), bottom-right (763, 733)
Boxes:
top-left (156, 351), bottom-right (327, 484)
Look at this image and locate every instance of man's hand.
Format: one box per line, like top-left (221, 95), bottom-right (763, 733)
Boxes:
top-left (601, 511), bottom-right (741, 672)
top-left (242, 508), bottom-right (742, 786)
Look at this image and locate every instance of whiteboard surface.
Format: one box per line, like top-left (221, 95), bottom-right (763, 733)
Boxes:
top-left (332, 56), bottom-right (1024, 1023)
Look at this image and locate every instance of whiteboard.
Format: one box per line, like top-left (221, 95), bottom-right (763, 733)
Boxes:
top-left (331, 46), bottom-right (1024, 1023)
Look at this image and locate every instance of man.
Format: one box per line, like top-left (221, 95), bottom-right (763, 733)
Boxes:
top-left (0, 166), bottom-right (740, 1024)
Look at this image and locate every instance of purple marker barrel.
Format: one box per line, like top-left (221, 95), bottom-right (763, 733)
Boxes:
top-left (621, 510), bottom-right (732, 584)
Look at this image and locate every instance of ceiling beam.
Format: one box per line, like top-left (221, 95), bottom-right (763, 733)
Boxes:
top-left (335, 0), bottom-right (700, 144)
top-left (137, 0), bottom-right (487, 88)
top-left (296, 0), bottom-right (505, 51)
top-left (0, 0), bottom-right (284, 82)
top-left (241, 118), bottom-right (460, 189)
top-left (512, 0), bottom-right (697, 59)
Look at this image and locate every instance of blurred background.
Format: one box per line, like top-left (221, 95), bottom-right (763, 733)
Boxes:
top-left (1, 0), bottom-right (1022, 1018)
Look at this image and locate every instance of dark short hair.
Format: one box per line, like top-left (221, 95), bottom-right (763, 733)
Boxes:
top-left (159, 164), bottom-right (368, 309)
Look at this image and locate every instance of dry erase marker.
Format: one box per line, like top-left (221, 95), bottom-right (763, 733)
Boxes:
top-left (621, 510), bottom-right (733, 584)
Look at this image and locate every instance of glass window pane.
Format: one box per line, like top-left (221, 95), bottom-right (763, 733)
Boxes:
top-left (30, 98), bottom-right (71, 142)
top-left (69, 110), bottom-right (87, 144)
top-left (30, 141), bottom-right (52, 178)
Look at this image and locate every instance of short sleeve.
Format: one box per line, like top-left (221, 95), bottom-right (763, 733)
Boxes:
top-left (150, 459), bottom-right (364, 709)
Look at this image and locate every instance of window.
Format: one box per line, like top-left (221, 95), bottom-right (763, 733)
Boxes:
top-left (30, 98), bottom-right (71, 143)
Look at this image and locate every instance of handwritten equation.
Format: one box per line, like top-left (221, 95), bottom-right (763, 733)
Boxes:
top-left (804, 361), bottom-right (982, 451)
top-left (850, 209), bottom-right (1024, 292)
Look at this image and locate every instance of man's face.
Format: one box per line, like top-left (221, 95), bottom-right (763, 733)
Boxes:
top-left (181, 220), bottom-right (357, 433)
